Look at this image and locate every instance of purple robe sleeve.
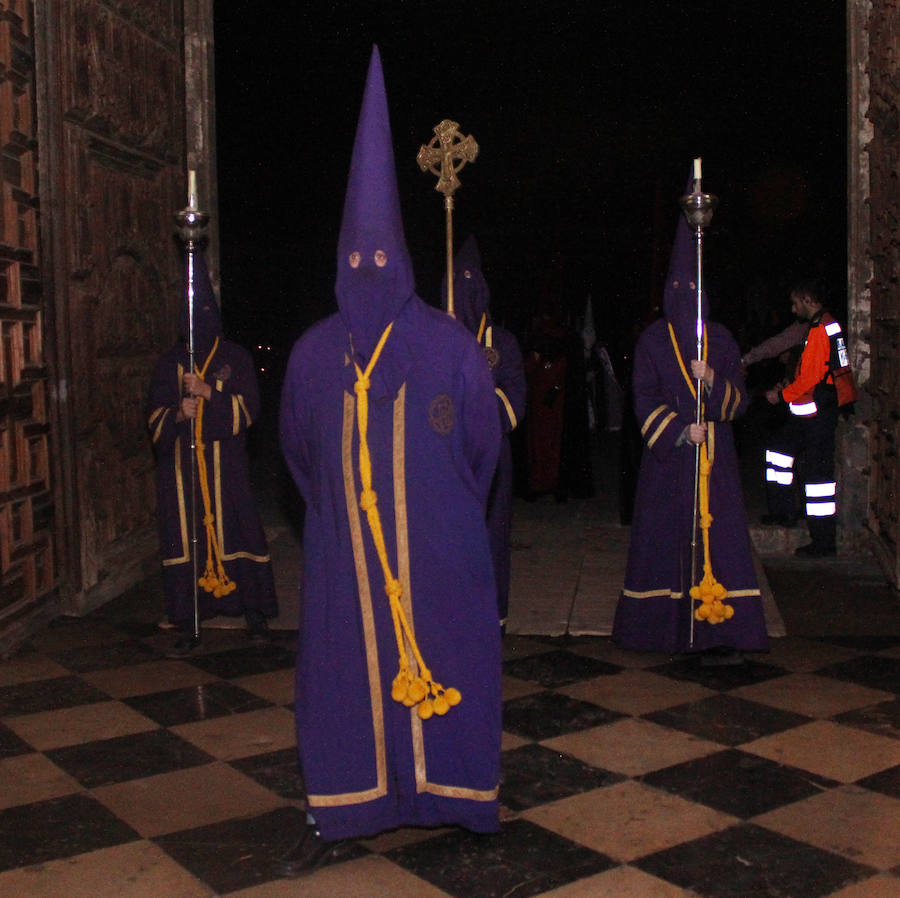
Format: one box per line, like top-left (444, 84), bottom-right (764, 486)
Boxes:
top-left (704, 329), bottom-right (749, 423)
top-left (146, 351), bottom-right (184, 454)
top-left (492, 327), bottom-right (526, 434)
top-left (198, 345), bottom-right (261, 442)
top-left (279, 341), bottom-right (314, 504)
top-left (460, 338), bottom-right (502, 504)
top-left (632, 328), bottom-right (688, 462)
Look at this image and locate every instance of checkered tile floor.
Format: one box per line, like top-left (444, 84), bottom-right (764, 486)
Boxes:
top-left (1, 586), bottom-right (898, 897)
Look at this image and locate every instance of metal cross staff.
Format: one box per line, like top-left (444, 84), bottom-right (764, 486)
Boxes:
top-left (679, 159), bottom-right (718, 646)
top-left (174, 169), bottom-right (210, 648)
top-left (417, 119), bottom-right (478, 317)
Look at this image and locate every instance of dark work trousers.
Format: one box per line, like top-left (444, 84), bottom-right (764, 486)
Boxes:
top-left (765, 400), bottom-right (839, 549)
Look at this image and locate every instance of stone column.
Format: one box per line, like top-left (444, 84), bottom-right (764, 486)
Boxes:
top-left (843, 0), bottom-right (874, 553)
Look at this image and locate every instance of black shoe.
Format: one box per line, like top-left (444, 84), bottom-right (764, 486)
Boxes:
top-left (760, 513), bottom-right (797, 528)
top-left (245, 610), bottom-right (271, 641)
top-left (794, 542), bottom-right (836, 558)
top-left (699, 648), bottom-right (745, 667)
top-left (165, 632), bottom-right (200, 658)
top-left (274, 825), bottom-right (349, 878)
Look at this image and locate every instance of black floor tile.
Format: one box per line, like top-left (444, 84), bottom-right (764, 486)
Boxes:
top-left (85, 584), bottom-right (170, 640)
top-left (0, 720), bottom-right (35, 757)
top-left (648, 656), bottom-right (788, 691)
top-left (503, 649), bottom-right (621, 687)
top-left (502, 636), bottom-right (555, 661)
top-left (833, 698), bottom-right (900, 741)
top-left (114, 619), bottom-right (169, 639)
top-left (816, 655), bottom-right (900, 694)
top-left (643, 694), bottom-right (811, 746)
top-left (635, 822), bottom-right (876, 898)
top-left (182, 643), bottom-right (296, 679)
top-left (500, 743), bottom-right (624, 811)
top-left (641, 748), bottom-right (837, 818)
top-left (154, 805), bottom-right (363, 894)
top-left (856, 763), bottom-right (900, 800)
top-left (385, 817), bottom-right (615, 898)
top-left (0, 793), bottom-right (140, 872)
top-left (817, 635), bottom-right (900, 652)
top-left (502, 691), bottom-right (624, 741)
top-left (0, 675), bottom-right (111, 717)
top-left (230, 747), bottom-right (305, 801)
top-left (48, 638), bottom-right (163, 673)
top-left (123, 680), bottom-right (272, 727)
top-left (24, 616), bottom-right (117, 648)
top-left (45, 728), bottom-right (214, 788)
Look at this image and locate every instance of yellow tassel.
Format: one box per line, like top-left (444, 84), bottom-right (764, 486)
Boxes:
top-left (353, 323), bottom-right (460, 718)
top-left (688, 441), bottom-right (734, 624)
top-left (190, 338), bottom-right (239, 600)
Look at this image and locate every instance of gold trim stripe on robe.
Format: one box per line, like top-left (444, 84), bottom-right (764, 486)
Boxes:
top-left (306, 384), bottom-right (497, 807)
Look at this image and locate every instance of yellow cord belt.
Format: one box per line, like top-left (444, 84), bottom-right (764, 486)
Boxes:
top-left (353, 323), bottom-right (460, 720)
top-left (192, 338), bottom-right (237, 599)
top-left (667, 324), bottom-right (734, 625)
top-left (476, 312), bottom-right (493, 350)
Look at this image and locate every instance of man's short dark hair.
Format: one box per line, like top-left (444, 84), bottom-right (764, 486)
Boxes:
top-left (791, 280), bottom-right (823, 306)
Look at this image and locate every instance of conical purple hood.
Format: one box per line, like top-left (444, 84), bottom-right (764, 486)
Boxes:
top-left (443, 234), bottom-right (490, 335)
top-left (663, 169), bottom-right (707, 363)
top-left (336, 46), bottom-right (415, 359)
top-left (178, 250), bottom-right (222, 361)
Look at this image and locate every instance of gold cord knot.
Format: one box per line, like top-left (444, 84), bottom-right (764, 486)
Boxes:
top-left (360, 489), bottom-right (377, 511)
top-left (385, 579), bottom-right (403, 602)
top-left (355, 376), bottom-right (370, 394)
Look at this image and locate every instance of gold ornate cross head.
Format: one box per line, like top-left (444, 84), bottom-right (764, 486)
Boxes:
top-left (417, 119), bottom-right (479, 198)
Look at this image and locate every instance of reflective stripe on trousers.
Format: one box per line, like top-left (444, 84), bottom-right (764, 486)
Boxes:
top-left (805, 481), bottom-right (836, 517)
top-left (765, 448), bottom-right (794, 486)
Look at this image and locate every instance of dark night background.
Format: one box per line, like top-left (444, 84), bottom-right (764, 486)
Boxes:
top-left (212, 1), bottom-right (846, 386)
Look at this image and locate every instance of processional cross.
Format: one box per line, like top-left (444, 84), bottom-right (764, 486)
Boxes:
top-left (417, 119), bottom-right (478, 317)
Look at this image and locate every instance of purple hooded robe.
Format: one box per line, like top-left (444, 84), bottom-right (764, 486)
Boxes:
top-left (444, 235), bottom-right (526, 625)
top-left (279, 48), bottom-right (502, 841)
top-left (146, 253), bottom-right (277, 625)
top-left (612, 188), bottom-right (769, 654)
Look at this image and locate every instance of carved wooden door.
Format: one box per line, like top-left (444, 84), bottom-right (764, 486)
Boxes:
top-left (0, 1), bottom-right (54, 644)
top-left (41, 0), bottom-right (187, 614)
top-left (0, 1), bottom-right (197, 648)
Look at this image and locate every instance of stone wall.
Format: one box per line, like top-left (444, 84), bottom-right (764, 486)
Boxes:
top-left (847, 0), bottom-right (900, 584)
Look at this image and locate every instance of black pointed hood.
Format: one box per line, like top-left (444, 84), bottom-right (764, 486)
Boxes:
top-left (663, 169), bottom-right (707, 362)
top-left (444, 234), bottom-right (490, 335)
top-left (178, 250), bottom-right (222, 361)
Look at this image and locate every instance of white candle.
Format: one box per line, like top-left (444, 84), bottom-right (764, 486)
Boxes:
top-left (188, 169), bottom-right (198, 210)
top-left (693, 157), bottom-right (702, 182)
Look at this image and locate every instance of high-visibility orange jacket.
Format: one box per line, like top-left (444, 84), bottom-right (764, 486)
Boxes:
top-left (780, 311), bottom-right (837, 415)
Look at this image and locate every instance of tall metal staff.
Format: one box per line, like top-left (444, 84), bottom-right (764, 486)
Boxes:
top-left (679, 158), bottom-right (718, 646)
top-left (417, 119), bottom-right (478, 317)
top-left (174, 170), bottom-right (210, 648)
